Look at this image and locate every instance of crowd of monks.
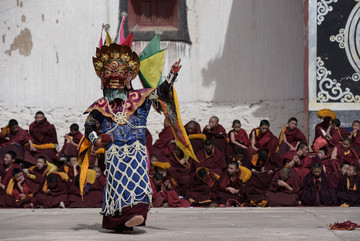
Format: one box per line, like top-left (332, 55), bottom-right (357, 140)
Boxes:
top-left (1, 110), bottom-right (360, 208)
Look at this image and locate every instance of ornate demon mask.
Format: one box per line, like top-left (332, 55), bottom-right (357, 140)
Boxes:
top-left (93, 43), bottom-right (140, 90)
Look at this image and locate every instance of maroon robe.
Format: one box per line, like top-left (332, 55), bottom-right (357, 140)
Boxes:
top-left (167, 152), bottom-right (194, 189)
top-left (248, 128), bottom-right (278, 157)
top-left (3, 177), bottom-right (38, 208)
top-left (0, 126), bottom-right (32, 147)
top-left (301, 172), bottom-right (337, 206)
top-left (26, 165), bottom-right (49, 193)
top-left (327, 170), bottom-right (345, 189)
top-left (314, 120), bottom-right (330, 142)
top-left (57, 132), bottom-right (83, 158)
top-left (337, 175), bottom-right (360, 206)
top-left (184, 169), bottom-right (218, 206)
top-left (68, 175), bottom-right (105, 208)
top-left (196, 147), bottom-right (227, 176)
top-left (35, 173), bottom-right (70, 208)
top-left (332, 144), bottom-right (359, 169)
top-left (277, 127), bottom-right (308, 157)
top-left (351, 131), bottom-right (360, 155)
top-left (217, 170), bottom-right (244, 205)
top-left (228, 128), bottom-right (249, 158)
top-left (151, 126), bottom-right (175, 162)
top-left (282, 151), bottom-right (312, 182)
top-left (329, 127), bottom-right (348, 147)
top-left (58, 164), bottom-right (81, 181)
top-left (24, 118), bottom-right (58, 164)
top-left (265, 169), bottom-right (302, 206)
top-left (245, 150), bottom-right (283, 197)
top-left (203, 124), bottom-right (227, 161)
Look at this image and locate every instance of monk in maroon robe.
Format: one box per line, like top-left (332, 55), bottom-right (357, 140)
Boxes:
top-left (58, 155), bottom-right (81, 181)
top-left (195, 139), bottom-right (227, 176)
top-left (0, 119), bottom-right (36, 163)
top-left (57, 123), bottom-right (83, 159)
top-left (202, 116), bottom-right (227, 161)
top-left (35, 172), bottom-right (70, 208)
top-left (217, 162), bottom-right (251, 206)
top-left (277, 117), bottom-right (307, 157)
top-left (228, 120), bottom-right (249, 160)
top-left (349, 120), bottom-right (360, 155)
top-left (330, 138), bottom-right (359, 169)
top-left (326, 161), bottom-right (349, 189)
top-left (337, 165), bottom-right (360, 206)
top-left (282, 143), bottom-right (311, 182)
top-left (248, 120), bottom-right (278, 158)
top-left (151, 119), bottom-right (175, 162)
top-left (68, 169), bottom-right (104, 208)
top-left (167, 145), bottom-right (195, 190)
top-left (328, 119), bottom-right (348, 148)
top-left (185, 120), bottom-right (206, 155)
top-left (184, 167), bottom-right (219, 206)
top-left (0, 151), bottom-right (22, 191)
top-left (3, 168), bottom-right (37, 208)
top-left (26, 156), bottom-right (56, 193)
top-left (245, 148), bottom-right (283, 200)
top-left (301, 162), bottom-right (337, 206)
top-left (314, 117), bottom-right (332, 143)
top-left (24, 111), bottom-right (58, 164)
top-left (265, 167), bottom-right (302, 206)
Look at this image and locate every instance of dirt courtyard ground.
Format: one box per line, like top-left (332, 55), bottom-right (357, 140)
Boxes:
top-left (1, 207), bottom-right (360, 240)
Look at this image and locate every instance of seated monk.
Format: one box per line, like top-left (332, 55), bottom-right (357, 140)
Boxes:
top-left (248, 119), bottom-right (278, 158)
top-left (150, 172), bottom-right (167, 207)
top-left (163, 177), bottom-right (192, 208)
top-left (228, 120), bottom-right (249, 160)
top-left (277, 117), bottom-right (307, 157)
top-left (349, 120), bottom-right (360, 155)
top-left (330, 138), bottom-right (359, 169)
top-left (217, 162), bottom-right (252, 207)
top-left (327, 161), bottom-right (350, 189)
top-left (24, 111), bottom-right (58, 164)
top-left (282, 143), bottom-right (312, 182)
top-left (0, 119), bottom-right (36, 166)
top-left (337, 164), bottom-right (360, 207)
top-left (0, 151), bottom-right (22, 193)
top-left (25, 156), bottom-right (57, 193)
top-left (312, 109), bottom-right (335, 152)
top-left (311, 147), bottom-right (330, 173)
top-left (167, 144), bottom-right (195, 190)
top-left (265, 166), bottom-right (302, 206)
top-left (195, 139), bottom-right (227, 176)
top-left (301, 162), bottom-right (337, 206)
top-left (35, 172), bottom-right (70, 208)
top-left (328, 118), bottom-right (348, 149)
top-left (57, 123), bottom-right (83, 160)
top-left (184, 167), bottom-right (219, 207)
top-left (231, 148), bottom-right (249, 169)
top-left (58, 155), bottom-right (80, 181)
top-left (185, 120), bottom-right (206, 155)
top-left (246, 148), bottom-right (282, 199)
top-left (202, 116), bottom-right (228, 161)
top-left (151, 118), bottom-right (175, 162)
top-left (3, 168), bottom-right (37, 208)
top-left (68, 168), bottom-right (105, 208)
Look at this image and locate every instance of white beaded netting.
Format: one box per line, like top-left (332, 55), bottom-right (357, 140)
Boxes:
top-left (101, 140), bottom-right (152, 216)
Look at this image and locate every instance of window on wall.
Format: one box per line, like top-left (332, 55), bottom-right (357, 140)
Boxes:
top-left (128, 0), bottom-right (178, 31)
top-left (119, 0), bottom-right (190, 43)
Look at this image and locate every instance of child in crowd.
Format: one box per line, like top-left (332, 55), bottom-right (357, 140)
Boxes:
top-left (301, 162), bottom-right (337, 206)
top-left (228, 120), bottom-right (249, 159)
top-left (337, 164), bottom-right (360, 207)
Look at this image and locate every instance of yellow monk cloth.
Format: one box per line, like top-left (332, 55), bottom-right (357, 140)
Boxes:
top-left (317, 109), bottom-right (336, 119)
top-left (1, 125), bottom-right (10, 138)
top-left (24, 143), bottom-right (56, 149)
top-left (153, 161), bottom-right (171, 170)
top-left (239, 166), bottom-right (252, 183)
top-left (95, 148), bottom-right (105, 154)
top-left (42, 172), bottom-right (69, 193)
top-left (188, 133), bottom-right (207, 141)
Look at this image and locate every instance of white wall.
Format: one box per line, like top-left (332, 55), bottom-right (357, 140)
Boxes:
top-left (0, 0), bottom-right (305, 144)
